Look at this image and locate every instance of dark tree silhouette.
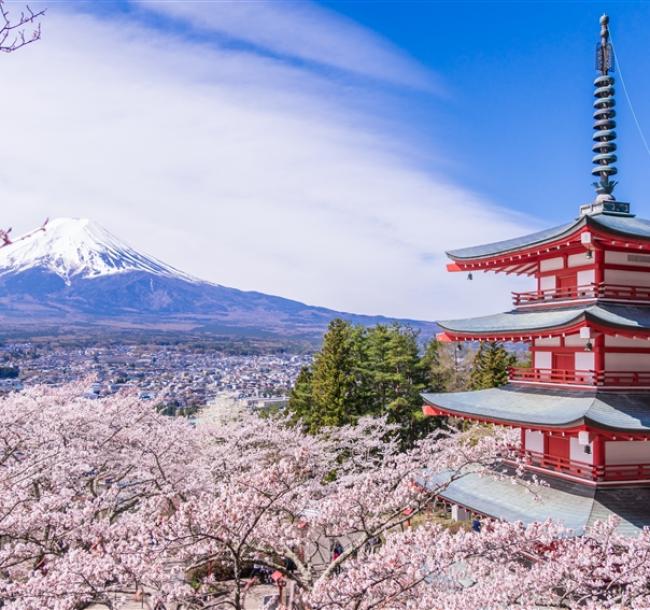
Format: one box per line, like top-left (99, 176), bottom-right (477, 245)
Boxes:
top-left (0, 0), bottom-right (45, 53)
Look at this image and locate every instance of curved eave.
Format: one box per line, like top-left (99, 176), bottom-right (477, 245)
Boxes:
top-left (424, 469), bottom-right (650, 537)
top-left (437, 304), bottom-right (650, 341)
top-left (422, 386), bottom-right (650, 433)
top-left (446, 219), bottom-right (582, 262)
top-left (422, 400), bottom-right (588, 430)
top-left (445, 214), bottom-right (650, 272)
top-left (423, 401), bottom-right (645, 434)
top-left (438, 312), bottom-right (584, 340)
top-left (589, 214), bottom-right (650, 242)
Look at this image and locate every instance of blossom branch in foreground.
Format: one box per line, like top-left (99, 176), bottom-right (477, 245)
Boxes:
top-left (0, 0), bottom-right (44, 53)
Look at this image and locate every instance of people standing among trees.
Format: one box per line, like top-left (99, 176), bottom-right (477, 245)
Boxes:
top-left (331, 540), bottom-right (344, 575)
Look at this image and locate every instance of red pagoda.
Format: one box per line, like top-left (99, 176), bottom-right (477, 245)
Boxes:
top-left (423, 15), bottom-right (650, 536)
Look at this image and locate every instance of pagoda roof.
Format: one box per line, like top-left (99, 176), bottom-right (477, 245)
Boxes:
top-left (425, 467), bottom-right (650, 537)
top-left (447, 213), bottom-right (650, 261)
top-left (438, 303), bottom-right (650, 337)
top-left (422, 385), bottom-right (650, 431)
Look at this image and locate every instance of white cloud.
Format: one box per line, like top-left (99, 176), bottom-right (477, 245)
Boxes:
top-left (0, 2), bottom-right (537, 320)
top-left (132, 0), bottom-right (438, 91)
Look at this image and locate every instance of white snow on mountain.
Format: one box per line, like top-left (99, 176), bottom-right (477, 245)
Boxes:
top-left (0, 218), bottom-right (197, 284)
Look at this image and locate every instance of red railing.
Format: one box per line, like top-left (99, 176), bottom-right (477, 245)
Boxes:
top-left (598, 371), bottom-right (650, 386)
top-left (512, 284), bottom-right (595, 306)
top-left (509, 368), bottom-right (650, 387)
top-left (523, 450), bottom-right (595, 480)
top-left (512, 282), bottom-right (650, 306)
top-left (597, 283), bottom-right (650, 301)
top-left (598, 463), bottom-right (650, 481)
top-left (523, 450), bottom-right (650, 482)
top-left (509, 367), bottom-right (596, 386)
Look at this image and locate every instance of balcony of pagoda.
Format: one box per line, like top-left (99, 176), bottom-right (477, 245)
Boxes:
top-left (512, 282), bottom-right (650, 307)
top-left (509, 367), bottom-right (650, 389)
top-left (521, 450), bottom-right (650, 484)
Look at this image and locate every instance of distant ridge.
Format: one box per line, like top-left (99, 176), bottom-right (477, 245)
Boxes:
top-left (0, 218), bottom-right (438, 341)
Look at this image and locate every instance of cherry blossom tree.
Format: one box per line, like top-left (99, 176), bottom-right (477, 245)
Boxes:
top-left (0, 0), bottom-right (44, 53)
top-left (0, 384), bottom-right (196, 609)
top-left (3, 384), bottom-right (650, 610)
top-left (142, 412), bottom-right (522, 609)
top-left (307, 516), bottom-right (650, 609)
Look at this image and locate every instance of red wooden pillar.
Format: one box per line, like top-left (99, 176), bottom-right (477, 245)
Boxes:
top-left (592, 434), bottom-right (605, 481)
top-left (594, 333), bottom-right (605, 383)
top-left (594, 247), bottom-right (604, 287)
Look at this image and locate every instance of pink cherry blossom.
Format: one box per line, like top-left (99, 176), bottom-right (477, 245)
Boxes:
top-left (2, 384), bottom-right (650, 610)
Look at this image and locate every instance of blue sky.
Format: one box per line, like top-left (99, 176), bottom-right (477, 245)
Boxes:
top-left (321, 0), bottom-right (650, 223)
top-left (3, 1), bottom-right (650, 320)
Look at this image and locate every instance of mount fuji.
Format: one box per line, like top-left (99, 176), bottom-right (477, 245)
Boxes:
top-left (0, 218), bottom-right (437, 340)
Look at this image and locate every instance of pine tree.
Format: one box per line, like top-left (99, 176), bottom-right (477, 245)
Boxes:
top-left (420, 339), bottom-right (472, 392)
top-left (304, 319), bottom-right (367, 432)
top-left (420, 339), bottom-right (449, 392)
top-left (287, 366), bottom-right (313, 423)
top-left (365, 324), bottom-right (393, 414)
top-left (288, 322), bottom-right (464, 444)
top-left (366, 324), bottom-right (436, 446)
top-left (385, 326), bottom-right (424, 413)
top-left (469, 341), bottom-right (516, 390)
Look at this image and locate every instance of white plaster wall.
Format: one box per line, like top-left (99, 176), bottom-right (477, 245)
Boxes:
top-left (605, 441), bottom-right (650, 465)
top-left (540, 257), bottom-right (564, 272)
top-left (605, 251), bottom-right (650, 267)
top-left (451, 504), bottom-right (471, 522)
top-left (577, 269), bottom-right (595, 287)
top-left (605, 336), bottom-right (650, 348)
top-left (534, 337), bottom-right (561, 347)
top-left (539, 275), bottom-right (556, 291)
top-left (605, 353), bottom-right (650, 371)
top-left (565, 334), bottom-right (588, 347)
top-left (534, 351), bottom-right (552, 370)
top-left (525, 430), bottom-right (544, 453)
top-left (568, 252), bottom-right (591, 268)
top-left (604, 269), bottom-right (650, 287)
top-left (570, 436), bottom-right (594, 465)
top-left (575, 352), bottom-right (595, 372)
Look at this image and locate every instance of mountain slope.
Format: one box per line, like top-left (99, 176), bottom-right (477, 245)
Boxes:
top-left (0, 218), bottom-right (194, 283)
top-left (0, 218), bottom-right (438, 340)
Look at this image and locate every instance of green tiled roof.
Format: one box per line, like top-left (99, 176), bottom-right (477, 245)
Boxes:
top-left (438, 303), bottom-right (650, 335)
top-left (424, 468), bottom-right (650, 537)
top-left (447, 221), bottom-right (578, 260)
top-left (422, 385), bottom-right (650, 431)
top-left (447, 213), bottom-right (650, 261)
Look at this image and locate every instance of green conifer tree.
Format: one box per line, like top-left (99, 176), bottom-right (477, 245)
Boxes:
top-left (365, 324), bottom-right (393, 414)
top-left (304, 319), bottom-right (366, 432)
top-left (420, 339), bottom-right (449, 392)
top-left (287, 366), bottom-right (313, 422)
top-left (420, 339), bottom-right (473, 392)
top-left (365, 324), bottom-right (435, 445)
top-left (288, 322), bottom-right (460, 444)
top-left (469, 341), bottom-right (516, 390)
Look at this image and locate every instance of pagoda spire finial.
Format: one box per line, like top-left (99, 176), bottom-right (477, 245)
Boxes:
top-left (592, 14), bottom-right (618, 201)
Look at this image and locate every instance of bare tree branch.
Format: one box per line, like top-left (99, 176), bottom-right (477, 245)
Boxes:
top-left (0, 0), bottom-right (45, 53)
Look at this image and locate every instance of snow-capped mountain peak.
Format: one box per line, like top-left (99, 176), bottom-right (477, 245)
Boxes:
top-left (0, 217), bottom-right (194, 284)
top-left (0, 217), bottom-right (439, 340)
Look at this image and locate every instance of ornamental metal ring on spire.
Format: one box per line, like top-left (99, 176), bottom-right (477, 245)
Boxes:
top-left (592, 14), bottom-right (617, 199)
